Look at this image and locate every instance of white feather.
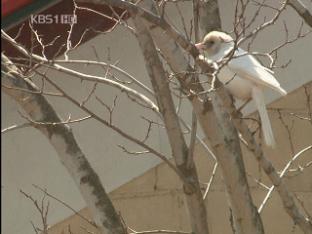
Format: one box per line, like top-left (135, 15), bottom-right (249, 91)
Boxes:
top-left (210, 44), bottom-right (287, 96)
top-left (228, 48), bottom-right (287, 96)
top-left (252, 87), bottom-right (276, 147)
top-left (204, 36), bottom-right (287, 147)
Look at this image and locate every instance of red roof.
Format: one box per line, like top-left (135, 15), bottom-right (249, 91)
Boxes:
top-left (2, 0), bottom-right (33, 16)
top-left (2, 0), bottom-right (128, 64)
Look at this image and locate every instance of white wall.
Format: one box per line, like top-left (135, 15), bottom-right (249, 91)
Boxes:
top-left (2, 1), bottom-right (312, 234)
top-left (2, 24), bottom-right (170, 234)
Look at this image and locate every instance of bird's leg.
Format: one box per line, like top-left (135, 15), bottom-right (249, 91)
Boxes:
top-left (237, 97), bottom-right (252, 113)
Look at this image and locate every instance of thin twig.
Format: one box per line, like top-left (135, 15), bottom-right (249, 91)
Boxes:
top-left (1, 123), bottom-right (31, 134)
top-left (203, 162), bottom-right (218, 200)
top-left (258, 145), bottom-right (312, 213)
top-left (32, 184), bottom-right (97, 228)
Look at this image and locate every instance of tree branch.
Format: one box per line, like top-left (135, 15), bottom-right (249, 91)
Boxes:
top-left (288, 0), bottom-right (312, 27)
top-left (198, 0), bottom-right (222, 35)
top-left (1, 123), bottom-right (31, 134)
top-left (136, 1), bottom-right (264, 233)
top-left (1, 30), bottom-right (159, 113)
top-left (258, 145), bottom-right (312, 213)
top-left (232, 112), bottom-right (312, 233)
top-left (133, 14), bottom-right (210, 234)
top-left (124, 1), bottom-right (311, 231)
top-left (1, 54), bottom-right (126, 234)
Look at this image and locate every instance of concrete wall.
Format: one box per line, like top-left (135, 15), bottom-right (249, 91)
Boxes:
top-left (2, 1), bottom-right (312, 234)
top-left (1, 24), bottom-right (167, 234)
top-left (48, 83), bottom-right (312, 234)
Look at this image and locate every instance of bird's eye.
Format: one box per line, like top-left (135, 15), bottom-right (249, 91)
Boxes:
top-left (205, 40), bottom-right (215, 47)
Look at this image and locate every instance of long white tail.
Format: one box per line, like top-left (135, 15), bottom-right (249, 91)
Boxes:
top-left (252, 88), bottom-right (276, 147)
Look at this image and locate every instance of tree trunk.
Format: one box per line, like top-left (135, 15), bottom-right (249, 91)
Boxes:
top-left (135, 1), bottom-right (264, 233)
top-left (133, 15), bottom-right (210, 234)
top-left (2, 54), bottom-right (126, 234)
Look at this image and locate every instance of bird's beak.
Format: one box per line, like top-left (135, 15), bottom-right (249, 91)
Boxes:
top-left (195, 42), bottom-right (205, 51)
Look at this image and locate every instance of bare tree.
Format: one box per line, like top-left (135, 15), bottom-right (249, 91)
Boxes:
top-left (2, 0), bottom-right (312, 234)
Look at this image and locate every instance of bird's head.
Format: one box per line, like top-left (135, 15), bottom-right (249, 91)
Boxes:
top-left (195, 31), bottom-right (233, 56)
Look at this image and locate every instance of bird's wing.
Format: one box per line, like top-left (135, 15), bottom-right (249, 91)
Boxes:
top-left (227, 48), bottom-right (286, 95)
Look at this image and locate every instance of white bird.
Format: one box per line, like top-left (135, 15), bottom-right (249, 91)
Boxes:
top-left (195, 31), bottom-right (287, 147)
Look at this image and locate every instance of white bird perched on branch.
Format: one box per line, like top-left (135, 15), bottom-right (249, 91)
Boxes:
top-left (195, 31), bottom-right (287, 147)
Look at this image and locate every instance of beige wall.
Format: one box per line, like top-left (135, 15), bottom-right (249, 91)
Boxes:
top-left (2, 1), bottom-right (312, 234)
top-left (48, 83), bottom-right (312, 234)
